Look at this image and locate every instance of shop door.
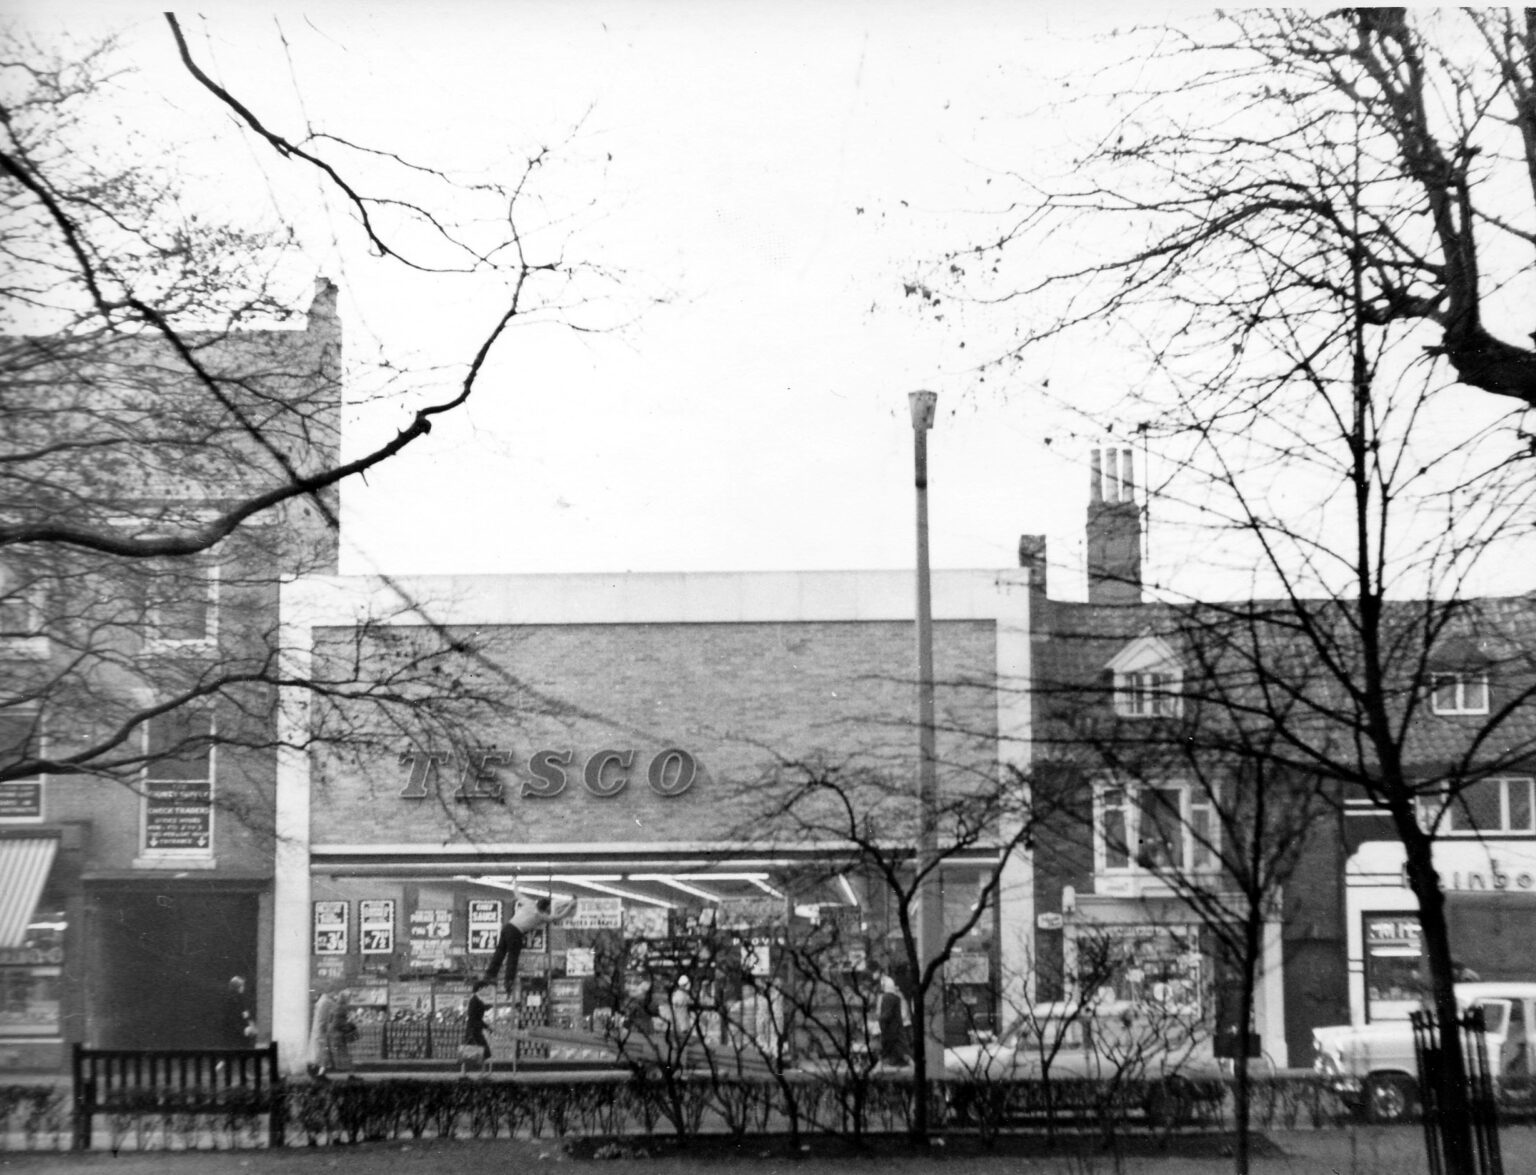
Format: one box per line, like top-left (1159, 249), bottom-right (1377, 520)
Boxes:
top-left (90, 890), bottom-right (258, 1049)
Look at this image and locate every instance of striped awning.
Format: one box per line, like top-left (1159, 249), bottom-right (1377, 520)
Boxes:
top-left (0, 836), bottom-right (58, 948)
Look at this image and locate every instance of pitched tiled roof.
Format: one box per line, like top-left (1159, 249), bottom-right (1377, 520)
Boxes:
top-left (1032, 593), bottom-right (1536, 783)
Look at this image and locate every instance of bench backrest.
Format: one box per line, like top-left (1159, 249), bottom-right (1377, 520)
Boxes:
top-left (73, 1043), bottom-right (281, 1102)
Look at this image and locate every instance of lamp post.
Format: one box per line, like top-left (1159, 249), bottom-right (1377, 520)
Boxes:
top-left (908, 390), bottom-right (945, 1086)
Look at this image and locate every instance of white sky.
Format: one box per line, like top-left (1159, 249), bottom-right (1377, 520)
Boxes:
top-left (14, 3), bottom-right (1530, 599)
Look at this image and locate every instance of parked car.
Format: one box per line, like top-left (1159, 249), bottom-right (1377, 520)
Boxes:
top-left (944, 1000), bottom-right (1225, 1127)
top-left (1312, 982), bottom-right (1536, 1123)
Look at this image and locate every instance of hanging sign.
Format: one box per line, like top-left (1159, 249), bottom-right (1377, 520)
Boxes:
top-left (569, 897), bottom-right (623, 930)
top-left (313, 901), bottom-right (348, 955)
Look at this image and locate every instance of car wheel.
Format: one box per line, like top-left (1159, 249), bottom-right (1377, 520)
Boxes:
top-left (1364, 1074), bottom-right (1417, 1124)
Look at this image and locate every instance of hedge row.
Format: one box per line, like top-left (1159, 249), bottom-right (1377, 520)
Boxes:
top-left (0, 1074), bottom-right (1358, 1151)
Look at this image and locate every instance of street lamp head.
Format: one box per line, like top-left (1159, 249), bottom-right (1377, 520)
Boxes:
top-left (908, 390), bottom-right (938, 431)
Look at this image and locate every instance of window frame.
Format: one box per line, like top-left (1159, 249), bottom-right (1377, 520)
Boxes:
top-left (143, 562), bottom-right (220, 649)
top-left (1430, 672), bottom-right (1490, 716)
top-left (137, 709), bottom-right (216, 860)
top-left (1420, 777), bottom-right (1536, 837)
top-left (1094, 780), bottom-right (1220, 876)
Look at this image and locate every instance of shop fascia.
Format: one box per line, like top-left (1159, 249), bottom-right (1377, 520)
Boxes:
top-left (398, 745), bottom-right (701, 801)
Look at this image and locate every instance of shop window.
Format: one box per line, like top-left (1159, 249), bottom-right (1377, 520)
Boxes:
top-left (1363, 913), bottom-right (1422, 1022)
top-left (143, 562), bottom-right (218, 646)
top-left (1066, 923), bottom-right (1204, 1014)
top-left (139, 709), bottom-right (214, 858)
top-left (0, 712), bottom-right (43, 822)
top-left (1432, 673), bottom-right (1489, 716)
top-left (1096, 781), bottom-right (1218, 876)
top-left (1420, 777), bottom-right (1536, 836)
top-left (1106, 634), bottom-right (1183, 719)
top-left (0, 563), bottom-right (47, 658)
top-left (0, 907), bottom-right (66, 1039)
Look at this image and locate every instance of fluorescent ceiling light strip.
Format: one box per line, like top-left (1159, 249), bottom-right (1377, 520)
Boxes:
top-left (564, 878), bottom-right (675, 908)
top-left (749, 877), bottom-right (787, 900)
top-left (837, 875), bottom-right (859, 906)
top-left (633, 877), bottom-right (724, 902)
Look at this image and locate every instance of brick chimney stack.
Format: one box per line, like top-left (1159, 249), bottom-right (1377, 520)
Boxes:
top-left (1086, 447), bottom-right (1142, 605)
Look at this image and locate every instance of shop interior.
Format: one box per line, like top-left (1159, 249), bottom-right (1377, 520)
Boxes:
top-left (308, 861), bottom-right (999, 1068)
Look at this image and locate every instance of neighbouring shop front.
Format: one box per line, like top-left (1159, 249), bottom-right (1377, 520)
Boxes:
top-left (1348, 839), bottom-right (1536, 1025)
top-left (271, 569), bottom-right (1035, 1073)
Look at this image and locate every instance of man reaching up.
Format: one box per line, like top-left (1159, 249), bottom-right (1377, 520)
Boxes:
top-left (482, 894), bottom-right (577, 994)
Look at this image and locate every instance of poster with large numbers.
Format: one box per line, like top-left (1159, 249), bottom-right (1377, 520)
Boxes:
top-left (468, 900), bottom-right (503, 954)
top-left (408, 908), bottom-right (455, 969)
top-left (359, 899), bottom-right (395, 955)
top-left (313, 901), bottom-right (348, 955)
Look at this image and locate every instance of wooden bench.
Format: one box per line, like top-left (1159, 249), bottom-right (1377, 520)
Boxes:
top-left (71, 1042), bottom-right (287, 1149)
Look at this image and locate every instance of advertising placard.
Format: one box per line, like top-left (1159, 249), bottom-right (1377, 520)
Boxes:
top-left (359, 899), bottom-right (395, 955)
top-left (144, 780), bottom-right (211, 850)
top-left (408, 907), bottom-right (454, 968)
top-left (569, 897), bottom-right (622, 930)
top-left (313, 901), bottom-right (348, 955)
top-left (0, 780), bottom-right (41, 820)
top-left (468, 899), bottom-right (503, 954)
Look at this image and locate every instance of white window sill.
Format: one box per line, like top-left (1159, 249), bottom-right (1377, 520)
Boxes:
top-left (0, 637), bottom-right (50, 660)
top-left (132, 856), bottom-right (217, 870)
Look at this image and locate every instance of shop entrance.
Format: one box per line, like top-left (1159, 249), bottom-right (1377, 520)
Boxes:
top-left (89, 889), bottom-right (259, 1049)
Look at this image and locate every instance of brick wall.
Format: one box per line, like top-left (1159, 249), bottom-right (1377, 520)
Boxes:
top-left (310, 619), bottom-right (1000, 847)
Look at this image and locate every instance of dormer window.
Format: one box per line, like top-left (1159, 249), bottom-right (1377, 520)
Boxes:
top-left (1107, 634), bottom-right (1183, 719)
top-left (1431, 673), bottom-right (1488, 716)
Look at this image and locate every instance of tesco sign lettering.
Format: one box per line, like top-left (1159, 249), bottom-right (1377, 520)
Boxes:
top-left (399, 747), bottom-right (699, 801)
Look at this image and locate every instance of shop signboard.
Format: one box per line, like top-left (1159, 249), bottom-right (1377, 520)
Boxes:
top-left (569, 897), bottom-right (622, 930)
top-left (468, 900), bottom-right (503, 954)
top-left (144, 780), bottom-right (210, 850)
top-left (0, 780), bottom-right (41, 820)
top-left (313, 901), bottom-right (348, 955)
top-left (359, 899), bottom-right (395, 955)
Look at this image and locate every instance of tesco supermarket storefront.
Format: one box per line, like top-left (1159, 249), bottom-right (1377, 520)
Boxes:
top-left (271, 570), bottom-right (1033, 1072)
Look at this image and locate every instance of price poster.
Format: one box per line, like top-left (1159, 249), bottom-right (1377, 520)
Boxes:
top-left (408, 908), bottom-right (454, 967)
top-left (313, 901), bottom-right (348, 955)
top-left (359, 899), bottom-right (395, 955)
top-left (468, 900), bottom-right (503, 954)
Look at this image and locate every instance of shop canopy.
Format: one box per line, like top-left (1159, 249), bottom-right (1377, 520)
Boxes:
top-left (0, 834), bottom-right (58, 948)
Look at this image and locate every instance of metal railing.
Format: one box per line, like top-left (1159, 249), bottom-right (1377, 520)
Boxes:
top-left (1410, 1006), bottom-right (1501, 1175)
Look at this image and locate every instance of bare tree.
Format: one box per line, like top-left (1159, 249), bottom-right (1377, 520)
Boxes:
top-left (906, 13), bottom-right (1536, 1174)
top-left (1032, 602), bottom-right (1342, 1174)
top-left (738, 756), bottom-right (1044, 1144)
top-left (0, 25), bottom-right (605, 824)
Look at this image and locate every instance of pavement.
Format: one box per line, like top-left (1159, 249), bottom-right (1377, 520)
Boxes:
top-left (4, 1127), bottom-right (1536, 1175)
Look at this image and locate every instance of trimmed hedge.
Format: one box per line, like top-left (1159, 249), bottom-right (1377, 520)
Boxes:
top-left (0, 1072), bottom-right (1361, 1151)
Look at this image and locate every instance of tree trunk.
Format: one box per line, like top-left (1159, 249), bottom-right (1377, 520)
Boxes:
top-left (1402, 832), bottom-right (1476, 1175)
